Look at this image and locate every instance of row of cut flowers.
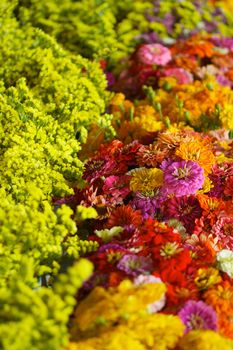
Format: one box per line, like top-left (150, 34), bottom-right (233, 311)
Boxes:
top-left (57, 35), bottom-right (233, 350)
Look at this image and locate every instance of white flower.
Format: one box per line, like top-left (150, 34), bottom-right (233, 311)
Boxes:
top-left (216, 249), bottom-right (233, 278)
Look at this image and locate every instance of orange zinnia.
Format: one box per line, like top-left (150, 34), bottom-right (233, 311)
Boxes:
top-left (175, 140), bottom-right (216, 174)
top-left (204, 281), bottom-right (233, 315)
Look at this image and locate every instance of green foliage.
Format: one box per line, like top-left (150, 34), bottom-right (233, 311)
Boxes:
top-left (15, 0), bottom-right (153, 62)
top-left (0, 258), bottom-right (93, 350)
top-left (14, 0), bottom-right (233, 67)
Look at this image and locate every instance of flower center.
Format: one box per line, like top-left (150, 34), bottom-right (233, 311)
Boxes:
top-left (90, 159), bottom-right (104, 170)
top-left (151, 47), bottom-right (161, 54)
top-left (182, 205), bottom-right (194, 214)
top-left (160, 242), bottom-right (182, 258)
top-left (188, 314), bottom-right (204, 330)
top-left (173, 166), bottom-right (190, 179)
top-left (107, 252), bottom-right (123, 263)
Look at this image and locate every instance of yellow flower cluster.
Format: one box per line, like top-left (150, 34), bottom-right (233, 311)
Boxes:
top-left (67, 313), bottom-right (184, 350)
top-left (71, 279), bottom-right (166, 338)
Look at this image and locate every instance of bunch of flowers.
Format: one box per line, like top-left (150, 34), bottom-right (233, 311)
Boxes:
top-left (1, 1), bottom-right (233, 350)
top-left (114, 34), bottom-right (233, 97)
top-left (58, 123), bottom-right (233, 347)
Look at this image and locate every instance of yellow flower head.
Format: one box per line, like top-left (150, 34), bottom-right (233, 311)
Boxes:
top-left (195, 267), bottom-right (222, 290)
top-left (130, 167), bottom-right (164, 192)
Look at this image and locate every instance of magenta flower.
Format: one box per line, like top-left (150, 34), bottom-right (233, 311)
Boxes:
top-left (130, 190), bottom-right (164, 219)
top-left (161, 159), bottom-right (205, 197)
top-left (117, 254), bottom-right (153, 276)
top-left (178, 300), bottom-right (218, 333)
top-left (83, 157), bottom-right (116, 183)
top-left (103, 175), bottom-right (131, 205)
top-left (161, 195), bottom-right (202, 232)
top-left (137, 44), bottom-right (172, 66)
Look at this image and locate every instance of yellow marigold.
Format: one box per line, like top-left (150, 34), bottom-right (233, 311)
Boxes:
top-left (134, 114), bottom-right (163, 133)
top-left (68, 313), bottom-right (184, 350)
top-left (130, 167), bottom-right (164, 192)
top-left (111, 93), bottom-right (125, 106)
top-left (95, 327), bottom-right (145, 350)
top-left (177, 330), bottom-right (233, 350)
top-left (166, 122), bottom-right (194, 133)
top-left (175, 140), bottom-right (216, 174)
top-left (195, 267), bottom-right (222, 290)
top-left (128, 313), bottom-right (184, 350)
top-left (220, 103), bottom-right (233, 129)
top-left (71, 279), bottom-right (166, 338)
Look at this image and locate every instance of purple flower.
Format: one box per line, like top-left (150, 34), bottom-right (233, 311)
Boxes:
top-left (178, 300), bottom-right (218, 333)
top-left (211, 36), bottom-right (233, 51)
top-left (216, 75), bottom-right (232, 87)
top-left (130, 190), bottom-right (163, 219)
top-left (161, 159), bottom-right (205, 197)
top-left (117, 254), bottom-right (153, 276)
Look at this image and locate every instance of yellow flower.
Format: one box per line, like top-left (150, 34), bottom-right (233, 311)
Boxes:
top-left (130, 167), bottom-right (164, 192)
top-left (177, 330), bottom-right (233, 350)
top-left (195, 268), bottom-right (222, 290)
top-left (220, 103), bottom-right (233, 129)
top-left (134, 114), bottom-right (163, 133)
top-left (71, 279), bottom-right (166, 338)
top-left (68, 313), bottom-right (184, 350)
top-left (197, 177), bottom-right (213, 194)
top-left (129, 313), bottom-right (184, 350)
top-left (111, 93), bottom-right (125, 106)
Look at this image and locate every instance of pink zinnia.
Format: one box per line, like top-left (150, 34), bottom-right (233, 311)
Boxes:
top-left (160, 159), bottom-right (205, 197)
top-left (137, 44), bottom-right (172, 66)
top-left (103, 175), bottom-right (131, 205)
top-left (212, 215), bottom-right (233, 250)
top-left (163, 68), bottom-right (193, 84)
top-left (178, 300), bottom-right (218, 333)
